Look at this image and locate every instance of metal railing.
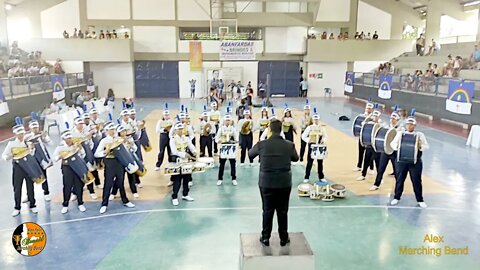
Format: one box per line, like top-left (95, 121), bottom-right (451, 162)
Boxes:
top-left (438, 35), bottom-right (477, 45)
top-left (352, 72), bottom-right (480, 100)
top-left (0, 72), bottom-right (92, 99)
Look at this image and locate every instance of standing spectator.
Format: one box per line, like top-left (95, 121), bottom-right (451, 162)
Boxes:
top-left (99, 30), bottom-right (105, 39)
top-left (112, 30), bottom-right (118, 39)
top-left (78, 30), bottom-right (84, 39)
top-left (300, 78), bottom-right (308, 97)
top-left (404, 73), bottom-right (414, 90)
top-left (365, 32), bottom-right (372, 40)
top-left (328, 33), bottom-right (335, 40)
top-left (189, 79), bottom-right (196, 100)
top-left (453, 56), bottom-right (463, 77)
top-left (387, 63), bottom-right (395, 74)
top-left (72, 28), bottom-right (78, 38)
top-left (218, 79), bottom-right (225, 101)
top-left (124, 32), bottom-right (130, 39)
top-left (105, 88), bottom-right (115, 112)
top-left (426, 39), bottom-right (440, 56)
top-left (63, 30), bottom-right (69, 39)
top-left (416, 34), bottom-right (425, 56)
top-left (372, 31), bottom-right (379, 39)
top-left (258, 80), bottom-right (266, 99)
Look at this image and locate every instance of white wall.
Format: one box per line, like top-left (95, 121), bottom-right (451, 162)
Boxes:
top-left (353, 61), bottom-right (386, 73)
top-left (306, 62), bottom-right (347, 97)
top-left (357, 1), bottom-right (391, 39)
top-left (87, 0), bottom-right (130, 20)
top-left (236, 1), bottom-right (263, 12)
top-left (178, 61), bottom-right (220, 98)
top-left (132, 0), bottom-right (175, 20)
top-left (47, 60), bottom-right (84, 73)
top-left (89, 62), bottom-right (134, 98)
top-left (7, 17), bottom-right (34, 42)
top-left (265, 27), bottom-right (307, 54)
top-left (41, 0), bottom-right (80, 38)
top-left (223, 61), bottom-right (258, 92)
top-left (316, 0), bottom-right (350, 22)
top-left (266, 2), bottom-right (307, 13)
top-left (133, 26), bottom-right (176, 53)
top-left (178, 40), bottom-right (264, 54)
top-left (177, 0), bottom-right (210, 20)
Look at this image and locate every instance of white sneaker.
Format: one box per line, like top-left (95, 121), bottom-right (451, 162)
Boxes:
top-left (303, 179), bottom-right (309, 183)
top-left (188, 181), bottom-right (193, 187)
top-left (182, 195), bottom-right (195, 201)
top-left (319, 179), bottom-right (327, 183)
top-left (155, 167), bottom-right (160, 171)
top-left (369, 185), bottom-right (379, 191)
top-left (240, 163), bottom-right (245, 167)
top-left (249, 163), bottom-right (255, 167)
top-left (136, 183), bottom-right (143, 188)
top-left (99, 206), bottom-right (107, 214)
top-left (369, 170), bottom-right (375, 175)
top-left (133, 193), bottom-right (139, 198)
top-left (172, 198), bottom-right (179, 206)
top-left (390, 199), bottom-right (399, 206)
top-left (232, 180), bottom-right (238, 186)
top-left (353, 167), bottom-right (361, 171)
top-left (109, 194), bottom-right (114, 201)
top-left (78, 205), bottom-right (86, 212)
top-left (124, 202), bottom-right (135, 208)
top-left (167, 181), bottom-right (174, 187)
top-left (30, 207), bottom-right (38, 214)
top-left (70, 194), bottom-right (77, 202)
top-left (89, 193), bottom-right (97, 200)
top-left (12, 209), bottom-right (20, 217)
top-left (217, 180), bottom-right (223, 186)
top-left (61, 207), bottom-right (68, 214)
top-left (356, 176), bottom-right (366, 181)
top-left (418, 202), bottom-right (427, 208)
top-left (96, 185), bottom-right (102, 189)
top-left (44, 194), bottom-right (51, 201)
top-left (21, 197), bottom-right (28, 203)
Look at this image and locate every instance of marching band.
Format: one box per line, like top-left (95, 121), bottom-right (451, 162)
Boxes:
top-left (3, 98), bottom-right (431, 217)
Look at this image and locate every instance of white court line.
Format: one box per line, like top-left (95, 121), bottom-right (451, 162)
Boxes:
top-left (0, 204), bottom-right (472, 234)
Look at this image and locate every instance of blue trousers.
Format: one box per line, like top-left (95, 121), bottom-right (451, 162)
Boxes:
top-left (373, 151), bottom-right (397, 187)
top-left (394, 160), bottom-right (424, 202)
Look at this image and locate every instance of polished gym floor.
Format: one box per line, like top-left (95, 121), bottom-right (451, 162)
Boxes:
top-left (0, 97), bottom-right (478, 270)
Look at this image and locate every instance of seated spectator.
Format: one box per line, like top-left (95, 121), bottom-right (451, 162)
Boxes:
top-left (468, 44), bottom-right (480, 69)
top-left (84, 30), bottom-right (90, 38)
top-left (90, 31), bottom-right (97, 39)
top-left (337, 33), bottom-right (343, 40)
top-left (404, 73), bottom-right (414, 90)
top-left (426, 39), bottom-right (440, 56)
top-left (124, 32), bottom-right (130, 39)
top-left (106, 30), bottom-right (112, 39)
top-left (427, 63), bottom-right (433, 73)
top-left (387, 63), bottom-right (395, 74)
top-left (354, 32), bottom-right (360, 39)
top-left (365, 32), bottom-right (372, 40)
top-left (39, 65), bottom-right (49, 75)
top-left (63, 30), bottom-right (69, 39)
top-left (54, 59), bottom-right (65, 74)
top-left (321, 32), bottom-right (327, 40)
top-left (419, 70), bottom-right (433, 92)
top-left (328, 33), bottom-right (334, 40)
top-left (78, 30), bottom-right (84, 39)
top-left (372, 31), bottom-right (379, 39)
top-left (344, 32), bottom-right (349, 40)
top-left (99, 30), bottom-right (105, 39)
top-left (433, 64), bottom-right (441, 77)
top-left (193, 33), bottom-right (199, 40)
top-left (72, 28), bottom-right (78, 38)
top-left (112, 30), bottom-right (118, 39)
top-left (453, 56), bottom-right (462, 77)
top-left (359, 31), bottom-right (365, 40)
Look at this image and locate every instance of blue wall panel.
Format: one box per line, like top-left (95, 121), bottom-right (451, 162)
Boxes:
top-left (258, 61), bottom-right (300, 97)
top-left (134, 61), bottom-right (179, 98)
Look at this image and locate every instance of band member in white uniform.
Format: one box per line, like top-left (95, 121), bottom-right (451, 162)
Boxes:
top-left (357, 110), bottom-right (381, 181)
top-left (95, 123), bottom-right (135, 214)
top-left (390, 116), bottom-right (429, 208)
top-left (2, 123), bottom-right (38, 216)
top-left (237, 109), bottom-right (254, 166)
top-left (260, 109), bottom-right (285, 141)
top-left (282, 106), bottom-right (296, 143)
top-left (257, 106), bottom-right (269, 142)
top-left (209, 102), bottom-right (221, 155)
top-left (53, 129), bottom-right (87, 214)
top-left (215, 114), bottom-right (238, 186)
top-left (26, 119), bottom-right (52, 201)
top-left (169, 123), bottom-right (196, 206)
top-left (129, 108), bottom-right (143, 187)
top-left (84, 112), bottom-right (102, 189)
top-left (155, 106), bottom-right (174, 170)
top-left (71, 117), bottom-right (97, 199)
top-left (370, 111), bottom-right (404, 191)
top-left (110, 125), bottom-right (139, 198)
top-left (299, 101), bottom-right (312, 163)
top-left (354, 102), bottom-right (374, 172)
top-left (198, 108), bottom-right (216, 157)
top-left (185, 109), bottom-right (196, 146)
top-left (301, 111), bottom-right (328, 183)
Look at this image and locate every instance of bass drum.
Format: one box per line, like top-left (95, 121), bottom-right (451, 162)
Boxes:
top-left (360, 123), bottom-right (379, 147)
top-left (397, 133), bottom-right (419, 164)
top-left (112, 144), bottom-right (139, 174)
top-left (330, 184), bottom-right (346, 198)
top-left (297, 183), bottom-right (313, 197)
top-left (132, 152), bottom-right (147, 177)
top-left (15, 155), bottom-right (46, 184)
top-left (65, 153), bottom-right (95, 185)
top-left (352, 115), bottom-right (366, 137)
top-left (373, 127), bottom-right (397, 155)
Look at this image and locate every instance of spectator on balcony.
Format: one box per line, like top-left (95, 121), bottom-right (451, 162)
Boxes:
top-left (453, 56), bottom-right (463, 77)
top-left (372, 31), bottom-right (379, 40)
top-left (124, 32), bottom-right (130, 39)
top-left (300, 78), bottom-right (308, 97)
top-left (387, 63), bottom-right (395, 74)
top-left (112, 30), bottom-right (118, 39)
top-left (415, 34), bottom-right (425, 56)
top-left (404, 73), bottom-right (414, 90)
top-left (27, 64), bottom-right (39, 76)
top-left (354, 32), bottom-right (360, 39)
top-left (426, 39), bottom-right (440, 56)
top-left (78, 30), bottom-right (84, 39)
top-left (72, 28), bottom-right (78, 38)
top-left (193, 33), bottom-right (199, 40)
top-left (426, 63), bottom-right (434, 73)
top-left (344, 32), bottom-right (349, 40)
top-left (468, 44), bottom-right (480, 69)
top-left (99, 30), bottom-right (105, 39)
top-left (63, 30), bottom-right (69, 39)
top-left (39, 65), bottom-right (49, 76)
top-left (321, 32), bottom-right (327, 40)
top-left (329, 33), bottom-right (335, 40)
top-left (54, 59), bottom-right (65, 74)
top-left (106, 30), bottom-right (112, 39)
top-left (337, 33), bottom-right (343, 40)
top-left (365, 32), bottom-right (372, 40)
top-left (359, 31), bottom-right (365, 40)
top-left (90, 31), bottom-right (97, 39)
top-left (419, 70), bottom-right (433, 92)
top-left (433, 64), bottom-right (441, 77)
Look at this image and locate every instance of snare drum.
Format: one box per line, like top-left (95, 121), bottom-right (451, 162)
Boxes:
top-left (310, 144), bottom-right (327, 160)
top-left (373, 127), bottom-right (397, 155)
top-left (198, 157), bottom-right (214, 168)
top-left (193, 162), bottom-right (207, 173)
top-left (297, 183), bottom-right (313, 197)
top-left (164, 163), bottom-right (181, 175)
top-left (181, 164), bottom-right (193, 175)
top-left (360, 122), bottom-right (380, 147)
top-left (397, 133), bottom-right (419, 164)
top-left (220, 144), bottom-right (236, 159)
top-left (330, 184), bottom-right (346, 198)
top-left (352, 115), bottom-right (366, 137)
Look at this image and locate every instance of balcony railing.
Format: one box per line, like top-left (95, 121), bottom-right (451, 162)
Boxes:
top-left (352, 72), bottom-right (480, 100)
top-left (0, 72), bottom-right (92, 99)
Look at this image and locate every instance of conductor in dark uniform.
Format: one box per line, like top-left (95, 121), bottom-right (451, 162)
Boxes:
top-left (249, 119), bottom-right (299, 247)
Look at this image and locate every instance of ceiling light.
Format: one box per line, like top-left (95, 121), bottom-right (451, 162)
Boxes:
top-left (5, 4), bottom-right (12, 10)
top-left (464, 1), bottom-right (480, 7)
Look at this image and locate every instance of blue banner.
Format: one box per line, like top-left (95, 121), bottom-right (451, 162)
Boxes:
top-left (378, 74), bottom-right (393, 99)
top-left (344, 72), bottom-right (354, 93)
top-left (51, 75), bottom-right (65, 101)
top-left (445, 80), bottom-right (474, 115)
top-left (87, 78), bottom-right (95, 92)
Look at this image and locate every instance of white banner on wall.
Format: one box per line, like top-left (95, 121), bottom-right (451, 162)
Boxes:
top-left (220, 41), bottom-right (256, 61)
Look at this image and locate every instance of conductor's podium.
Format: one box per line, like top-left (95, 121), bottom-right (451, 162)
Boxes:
top-left (239, 233), bottom-right (315, 270)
